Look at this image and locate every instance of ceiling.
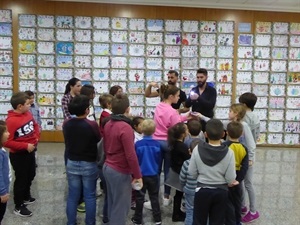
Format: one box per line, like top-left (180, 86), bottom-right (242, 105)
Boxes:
top-left (51, 0), bottom-right (300, 13)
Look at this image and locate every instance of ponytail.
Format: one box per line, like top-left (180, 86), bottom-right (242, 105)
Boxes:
top-left (167, 122), bottom-right (187, 149)
top-left (64, 78), bottom-right (80, 94)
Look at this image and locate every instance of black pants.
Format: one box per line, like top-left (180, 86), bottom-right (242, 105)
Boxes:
top-left (9, 151), bottom-right (36, 207)
top-left (133, 175), bottom-right (161, 223)
top-left (193, 188), bottom-right (228, 225)
top-left (0, 202), bottom-right (7, 223)
top-left (225, 184), bottom-right (242, 225)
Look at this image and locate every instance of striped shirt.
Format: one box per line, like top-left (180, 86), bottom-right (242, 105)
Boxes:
top-left (61, 93), bottom-right (73, 119)
top-left (179, 159), bottom-right (197, 192)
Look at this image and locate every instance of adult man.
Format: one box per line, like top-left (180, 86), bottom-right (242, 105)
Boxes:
top-left (145, 70), bottom-right (189, 113)
top-left (185, 68), bottom-right (217, 131)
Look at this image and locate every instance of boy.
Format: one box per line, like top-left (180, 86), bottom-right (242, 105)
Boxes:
top-left (188, 119), bottom-right (237, 225)
top-left (102, 94), bottom-right (142, 225)
top-left (132, 119), bottom-right (162, 225)
top-left (99, 94), bottom-right (113, 136)
top-left (184, 119), bottom-right (205, 147)
top-left (4, 92), bottom-right (39, 217)
top-left (24, 91), bottom-right (42, 132)
top-left (224, 121), bottom-right (249, 225)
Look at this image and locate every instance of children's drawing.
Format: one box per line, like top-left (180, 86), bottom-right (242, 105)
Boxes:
top-left (271, 60), bottom-right (287, 72)
top-left (254, 47), bottom-right (270, 59)
top-left (286, 97), bottom-right (300, 109)
top-left (37, 28), bottom-right (54, 41)
top-left (93, 56), bottom-right (109, 68)
top-left (112, 18), bottom-right (128, 30)
top-left (217, 59), bottom-right (233, 70)
top-left (146, 97), bottom-right (160, 107)
top-left (56, 42), bottom-right (74, 55)
top-left (269, 97), bottom-right (285, 108)
top-left (255, 97), bottom-right (268, 108)
top-left (129, 57), bottom-right (145, 69)
top-left (18, 54), bottom-right (35, 66)
top-left (267, 134), bottom-right (283, 144)
top-left (93, 30), bottom-right (110, 42)
top-left (182, 46), bottom-right (198, 58)
top-left (38, 68), bottom-right (55, 80)
top-left (75, 69), bottom-right (91, 80)
top-left (41, 119), bottom-right (55, 131)
top-left (236, 84), bottom-right (252, 95)
top-left (253, 72), bottom-right (269, 84)
top-left (181, 33), bottom-right (198, 45)
top-left (237, 47), bottom-right (253, 58)
top-left (238, 34), bottom-right (253, 46)
top-left (56, 55), bottom-right (73, 67)
top-left (129, 19), bottom-right (145, 31)
top-left (40, 106), bottom-right (55, 118)
top-left (19, 41), bottom-right (36, 54)
top-left (18, 28), bottom-right (35, 40)
top-left (216, 96), bottom-right (231, 107)
top-left (215, 108), bottom-right (229, 119)
top-left (289, 35), bottom-right (300, 47)
top-left (0, 63), bottom-right (13, 76)
top-left (217, 46), bottom-right (233, 58)
top-left (200, 21), bottom-right (216, 33)
top-left (93, 43), bottom-right (109, 55)
top-left (37, 42), bottom-right (54, 54)
top-left (259, 121), bottom-right (267, 132)
top-left (128, 70), bottom-right (145, 81)
top-left (290, 23), bottom-right (300, 34)
top-left (254, 59), bottom-right (270, 71)
top-left (111, 57), bottom-right (127, 68)
top-left (93, 17), bottom-right (110, 29)
top-left (111, 31), bottom-right (127, 43)
top-left (164, 46), bottom-right (180, 57)
top-left (288, 61), bottom-right (300, 72)
top-left (38, 81), bottom-right (55, 93)
top-left (200, 46), bottom-right (216, 57)
top-left (218, 34), bottom-right (234, 46)
top-left (164, 58), bottom-right (180, 70)
top-left (92, 69), bottom-right (109, 81)
top-left (146, 70), bottom-right (162, 82)
top-left (55, 94), bottom-right (64, 105)
top-left (272, 47), bottom-right (287, 59)
top-left (285, 122), bottom-right (300, 133)
top-left (200, 34), bottom-right (216, 45)
top-left (0, 23), bottom-right (12, 36)
top-left (146, 45), bottom-right (163, 57)
top-left (38, 55), bottom-right (55, 67)
top-left (273, 22), bottom-right (289, 34)
top-left (0, 10), bottom-right (12, 23)
top-left (0, 50), bottom-right (11, 63)
top-left (284, 134), bottom-right (300, 145)
top-left (75, 29), bottom-right (92, 42)
top-left (75, 43), bottom-right (91, 55)
top-left (0, 103), bottom-right (12, 114)
top-left (19, 67), bottom-right (36, 79)
top-left (216, 83), bottom-right (232, 95)
top-left (129, 31), bottom-right (146, 43)
top-left (270, 85), bottom-right (285, 96)
top-left (257, 133), bottom-right (266, 144)
top-left (146, 58), bottom-right (162, 70)
top-left (236, 72), bottom-right (252, 83)
top-left (289, 48), bottom-right (300, 60)
top-left (181, 58), bottom-right (198, 69)
top-left (129, 44), bottom-right (145, 56)
top-left (256, 21), bottom-right (272, 33)
top-left (286, 110), bottom-right (300, 121)
top-left (147, 32), bottom-right (163, 44)
top-left (182, 21), bottom-right (199, 32)
top-left (218, 21), bottom-right (234, 33)
top-left (94, 82), bottom-right (109, 94)
top-left (255, 34), bottom-right (271, 46)
top-left (0, 90), bottom-right (12, 102)
top-left (128, 82), bottom-right (144, 94)
top-left (75, 16), bottom-right (92, 29)
top-left (288, 72), bottom-right (300, 83)
top-left (128, 95), bottom-right (144, 106)
top-left (56, 68), bottom-right (73, 80)
top-left (37, 94), bottom-right (55, 105)
top-left (56, 29), bottom-right (73, 41)
top-left (253, 84), bottom-right (269, 96)
top-left (200, 58), bottom-right (215, 70)
top-left (273, 35), bottom-right (288, 47)
top-left (56, 16), bottom-right (73, 28)
top-left (111, 44), bottom-right (128, 56)
top-left (19, 80), bottom-right (36, 91)
top-left (254, 109), bottom-right (268, 120)
top-left (217, 71), bottom-right (232, 83)
top-left (110, 69), bottom-right (127, 81)
top-left (287, 85), bottom-right (300, 96)
top-left (270, 73), bottom-right (286, 84)
top-left (0, 37), bottom-right (12, 49)
top-left (165, 20), bottom-right (181, 32)
top-left (147, 20), bottom-right (163, 31)
top-left (37, 15), bottom-right (54, 28)
top-left (74, 56), bottom-right (91, 68)
top-left (19, 14), bottom-right (36, 27)
top-left (130, 107), bottom-right (144, 117)
top-left (0, 76), bottom-right (12, 88)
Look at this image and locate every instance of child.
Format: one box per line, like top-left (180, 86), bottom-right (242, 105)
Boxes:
top-left (80, 84), bottom-right (96, 121)
top-left (180, 139), bottom-right (202, 225)
top-left (131, 119), bottom-right (162, 225)
top-left (99, 94), bottom-right (113, 136)
top-left (102, 94), bottom-right (142, 225)
top-left (109, 85), bottom-right (123, 96)
top-left (24, 91), bottom-right (42, 132)
top-left (166, 122), bottom-right (190, 222)
top-left (63, 95), bottom-right (100, 225)
top-left (188, 119), bottom-right (237, 225)
top-left (0, 121), bottom-right (10, 223)
top-left (224, 121), bottom-right (249, 225)
top-left (228, 103), bottom-right (259, 223)
top-left (4, 92), bottom-right (40, 217)
top-left (184, 119), bottom-right (205, 147)
top-left (132, 116), bottom-right (145, 144)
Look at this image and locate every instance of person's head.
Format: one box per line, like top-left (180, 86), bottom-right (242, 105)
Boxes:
top-left (132, 116), bottom-right (145, 134)
top-left (239, 92), bottom-right (258, 111)
top-left (205, 119), bottom-right (224, 141)
top-left (10, 92), bottom-right (31, 113)
top-left (196, 68), bottom-right (208, 88)
top-left (227, 121), bottom-right (243, 139)
top-left (160, 84), bottom-right (180, 103)
top-left (64, 78), bottom-right (82, 95)
top-left (0, 120), bottom-right (9, 148)
top-left (111, 94), bottom-right (130, 115)
top-left (24, 90), bottom-right (35, 105)
top-left (141, 119), bottom-right (156, 136)
top-left (68, 95), bottom-right (90, 117)
top-left (80, 84), bottom-right (95, 100)
top-left (229, 103), bottom-right (246, 122)
top-left (109, 85), bottom-right (123, 96)
top-left (168, 122), bottom-right (188, 147)
top-left (187, 119), bottom-right (202, 136)
top-left (99, 94), bottom-right (113, 110)
top-left (167, 70), bottom-right (179, 85)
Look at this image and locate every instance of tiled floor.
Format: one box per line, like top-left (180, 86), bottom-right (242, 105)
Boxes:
top-left (2, 143), bottom-right (300, 225)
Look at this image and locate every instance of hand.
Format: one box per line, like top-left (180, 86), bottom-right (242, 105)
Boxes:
top-left (249, 160), bottom-right (253, 166)
top-left (0, 194), bottom-right (9, 203)
top-left (228, 180), bottom-right (239, 187)
top-left (132, 178), bottom-right (143, 189)
top-left (149, 82), bottom-right (159, 88)
top-left (190, 92), bottom-right (199, 100)
top-left (27, 143), bottom-right (35, 152)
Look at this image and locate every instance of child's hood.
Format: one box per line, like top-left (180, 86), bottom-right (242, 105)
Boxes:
top-left (198, 141), bottom-right (229, 167)
top-left (7, 110), bottom-right (27, 118)
top-left (244, 111), bottom-right (260, 130)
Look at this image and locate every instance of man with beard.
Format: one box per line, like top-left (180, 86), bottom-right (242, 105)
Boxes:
top-left (145, 70), bottom-right (189, 113)
top-left (185, 68), bottom-right (217, 131)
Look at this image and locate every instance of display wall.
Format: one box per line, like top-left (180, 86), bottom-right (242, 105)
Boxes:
top-left (0, 0), bottom-right (299, 146)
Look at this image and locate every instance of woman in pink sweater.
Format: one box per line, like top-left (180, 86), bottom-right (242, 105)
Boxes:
top-left (153, 84), bottom-right (189, 205)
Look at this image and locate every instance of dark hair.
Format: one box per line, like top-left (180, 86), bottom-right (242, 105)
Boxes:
top-left (109, 85), bottom-right (122, 96)
top-left (205, 119), bottom-right (224, 140)
top-left (187, 119), bottom-right (202, 136)
top-left (196, 68), bottom-right (208, 76)
top-left (68, 95), bottom-right (90, 117)
top-left (0, 120), bottom-right (6, 148)
top-left (64, 78), bottom-right (80, 94)
top-left (111, 94), bottom-right (129, 114)
top-left (239, 92), bottom-right (258, 111)
top-left (168, 70), bottom-right (179, 77)
top-left (160, 84), bottom-right (179, 100)
top-left (132, 116), bottom-right (144, 130)
top-left (227, 121), bottom-right (244, 139)
top-left (168, 122), bottom-right (187, 148)
top-left (80, 84), bottom-right (95, 99)
top-left (189, 139), bottom-right (201, 153)
top-left (24, 90), bottom-right (34, 97)
top-left (10, 92), bottom-right (29, 109)
top-left (99, 94), bottom-right (113, 109)
top-left (141, 119), bottom-right (155, 136)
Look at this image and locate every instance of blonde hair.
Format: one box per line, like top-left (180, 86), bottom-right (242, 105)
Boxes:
top-left (141, 119), bottom-right (156, 136)
top-left (99, 94), bottom-right (113, 109)
top-left (230, 103), bottom-right (246, 121)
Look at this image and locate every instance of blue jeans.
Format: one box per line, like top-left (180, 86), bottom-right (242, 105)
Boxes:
top-left (158, 140), bottom-right (171, 197)
top-left (184, 188), bottom-right (195, 225)
top-left (66, 160), bottom-right (98, 225)
top-left (98, 168), bottom-right (108, 223)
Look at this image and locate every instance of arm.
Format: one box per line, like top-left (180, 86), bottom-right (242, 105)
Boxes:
top-left (179, 160), bottom-right (188, 187)
top-left (0, 154), bottom-right (8, 196)
top-left (145, 82), bottom-right (159, 97)
top-left (61, 95), bottom-right (72, 119)
top-left (196, 88), bottom-right (217, 111)
top-left (188, 149), bottom-right (199, 179)
top-left (236, 146), bottom-right (249, 182)
top-left (242, 123), bottom-right (256, 161)
top-left (224, 152), bottom-right (237, 184)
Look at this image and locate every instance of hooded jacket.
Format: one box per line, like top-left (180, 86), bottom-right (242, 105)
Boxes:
top-left (4, 110), bottom-right (39, 153)
top-left (188, 141), bottom-right (236, 190)
top-left (243, 111), bottom-right (260, 142)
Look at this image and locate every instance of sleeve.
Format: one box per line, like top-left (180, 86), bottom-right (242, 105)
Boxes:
top-left (179, 160), bottom-right (188, 187)
top-left (61, 95), bottom-right (72, 119)
top-left (33, 117), bottom-right (40, 140)
top-left (243, 123), bottom-right (256, 161)
top-left (236, 145), bottom-right (249, 182)
top-left (4, 118), bottom-right (28, 151)
top-left (36, 107), bottom-right (42, 127)
top-left (224, 152), bottom-right (237, 184)
top-left (0, 154), bottom-right (7, 195)
top-left (188, 149), bottom-right (199, 179)
top-left (197, 88), bottom-right (217, 111)
top-left (169, 111), bottom-right (187, 127)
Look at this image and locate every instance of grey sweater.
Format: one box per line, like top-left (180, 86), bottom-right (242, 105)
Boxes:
top-left (188, 141), bottom-right (236, 190)
top-left (243, 111), bottom-right (260, 142)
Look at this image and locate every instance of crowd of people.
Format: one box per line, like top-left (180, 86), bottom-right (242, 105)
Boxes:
top-left (0, 68), bottom-right (261, 225)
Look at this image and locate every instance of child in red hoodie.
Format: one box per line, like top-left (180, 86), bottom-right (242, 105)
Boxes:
top-left (4, 92), bottom-right (39, 217)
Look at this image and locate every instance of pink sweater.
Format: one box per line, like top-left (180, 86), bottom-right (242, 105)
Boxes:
top-left (153, 102), bottom-right (188, 140)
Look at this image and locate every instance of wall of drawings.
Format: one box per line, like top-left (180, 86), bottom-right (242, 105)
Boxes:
top-left (13, 14), bottom-right (300, 145)
top-left (0, 9), bottom-right (13, 121)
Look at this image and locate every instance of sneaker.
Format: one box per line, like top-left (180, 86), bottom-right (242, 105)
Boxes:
top-left (180, 202), bottom-right (186, 213)
top-left (14, 205), bottom-right (33, 217)
top-left (155, 222), bottom-right (162, 225)
top-left (162, 197), bottom-right (172, 206)
top-left (24, 197), bottom-right (36, 205)
top-left (241, 206), bottom-right (248, 214)
top-left (131, 217), bottom-right (142, 225)
top-left (242, 211), bottom-right (260, 223)
top-left (143, 201), bottom-right (152, 210)
top-left (77, 202), bottom-right (86, 213)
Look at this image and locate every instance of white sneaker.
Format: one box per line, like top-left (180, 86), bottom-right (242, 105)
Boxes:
top-left (143, 201), bottom-right (152, 210)
top-left (163, 197), bottom-right (172, 206)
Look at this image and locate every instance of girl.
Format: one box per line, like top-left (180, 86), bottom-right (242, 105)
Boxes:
top-left (109, 85), bottom-right (123, 96)
top-left (0, 121), bottom-right (10, 223)
top-left (80, 84), bottom-right (96, 121)
top-left (153, 84), bottom-right (189, 206)
top-left (132, 116), bottom-right (144, 143)
top-left (167, 122), bottom-right (190, 222)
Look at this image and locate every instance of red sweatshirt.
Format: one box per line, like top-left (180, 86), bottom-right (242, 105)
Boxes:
top-left (103, 120), bottom-right (142, 179)
top-left (4, 110), bottom-right (40, 153)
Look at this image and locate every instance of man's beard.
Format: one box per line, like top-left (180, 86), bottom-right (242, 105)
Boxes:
top-left (168, 81), bottom-right (176, 85)
top-left (197, 81), bottom-right (206, 88)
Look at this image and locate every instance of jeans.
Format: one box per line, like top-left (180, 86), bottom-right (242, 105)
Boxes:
top-left (184, 187), bottom-right (195, 225)
top-left (98, 168), bottom-right (108, 223)
top-left (66, 160), bottom-right (98, 225)
top-left (158, 140), bottom-right (171, 197)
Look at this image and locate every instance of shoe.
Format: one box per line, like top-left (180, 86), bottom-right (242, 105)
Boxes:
top-left (14, 204), bottom-right (33, 217)
top-left (131, 202), bottom-right (136, 210)
top-left (242, 211), bottom-right (260, 223)
top-left (77, 202), bottom-right (86, 213)
top-left (241, 206), bottom-right (248, 214)
top-left (155, 222), bottom-right (162, 225)
top-left (143, 201), bottom-right (152, 210)
top-left (180, 202), bottom-right (186, 213)
top-left (131, 217), bottom-right (142, 225)
top-left (24, 197), bottom-right (36, 205)
top-left (163, 197), bottom-right (172, 206)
